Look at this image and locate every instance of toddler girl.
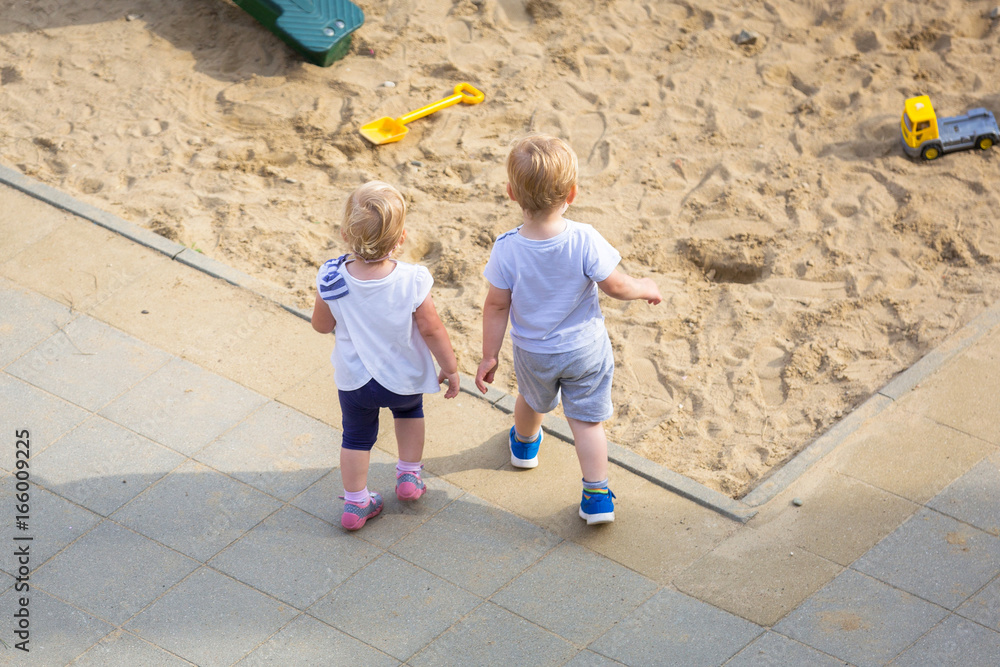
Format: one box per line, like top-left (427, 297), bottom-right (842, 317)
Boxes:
top-left (311, 181), bottom-right (459, 530)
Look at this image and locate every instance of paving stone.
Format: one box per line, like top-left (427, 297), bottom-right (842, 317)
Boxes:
top-left (237, 613), bottom-right (398, 666)
top-left (589, 588), bottom-right (762, 666)
top-left (723, 631), bottom-right (849, 666)
top-left (126, 567), bottom-right (298, 667)
top-left (100, 356), bottom-right (268, 456)
top-left (196, 401), bottom-right (340, 500)
top-left (70, 630), bottom-right (192, 666)
top-left (410, 602), bottom-right (576, 667)
top-left (0, 474), bottom-right (101, 573)
top-left (113, 460), bottom-right (282, 562)
top-left (275, 363), bottom-right (343, 429)
top-left (891, 614), bottom-right (1000, 666)
top-left (673, 519), bottom-right (842, 627)
top-left (311, 554), bottom-right (481, 662)
top-left (210, 505), bottom-right (381, 609)
top-left (1, 215), bottom-right (168, 312)
top-left (390, 494), bottom-right (561, 597)
top-left (419, 395), bottom-right (513, 476)
top-left (562, 650), bottom-right (622, 667)
top-left (746, 471), bottom-right (919, 567)
top-left (0, 372), bottom-right (88, 471)
top-left (89, 261), bottom-right (281, 363)
top-left (30, 416), bottom-right (185, 517)
top-left (829, 407), bottom-right (995, 504)
top-left (0, 187), bottom-right (67, 258)
top-left (0, 587), bottom-right (112, 665)
top-left (896, 328), bottom-right (1000, 445)
top-left (449, 445), bottom-right (738, 585)
top-left (928, 451), bottom-right (1000, 536)
top-left (6, 314), bottom-right (170, 411)
top-left (0, 279), bottom-right (72, 368)
top-left (34, 520), bottom-right (197, 626)
top-left (956, 574), bottom-right (1000, 630)
top-left (292, 452), bottom-right (464, 550)
top-left (492, 541), bottom-right (658, 646)
top-left (853, 508), bottom-right (1000, 609)
top-left (773, 569), bottom-right (948, 667)
top-left (200, 310), bottom-right (330, 398)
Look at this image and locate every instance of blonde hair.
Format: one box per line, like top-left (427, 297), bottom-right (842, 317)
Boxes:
top-left (506, 134), bottom-right (578, 212)
top-left (341, 181), bottom-right (406, 261)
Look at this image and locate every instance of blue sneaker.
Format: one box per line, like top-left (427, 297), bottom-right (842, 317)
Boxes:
top-left (579, 487), bottom-right (616, 524)
top-left (509, 426), bottom-right (542, 468)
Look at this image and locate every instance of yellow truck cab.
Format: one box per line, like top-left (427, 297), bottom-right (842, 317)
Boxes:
top-left (901, 95), bottom-right (999, 160)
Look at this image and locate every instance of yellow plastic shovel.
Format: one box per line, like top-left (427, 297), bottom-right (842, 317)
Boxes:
top-left (359, 83), bottom-right (485, 145)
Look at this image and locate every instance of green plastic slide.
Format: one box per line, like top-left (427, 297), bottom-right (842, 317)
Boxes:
top-left (233, 0), bottom-right (365, 67)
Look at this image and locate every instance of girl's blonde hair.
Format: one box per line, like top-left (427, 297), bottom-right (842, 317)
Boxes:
top-left (506, 134), bottom-right (578, 212)
top-left (341, 181), bottom-right (406, 261)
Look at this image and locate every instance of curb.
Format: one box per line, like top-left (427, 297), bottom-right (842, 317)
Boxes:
top-left (6, 163), bottom-right (997, 523)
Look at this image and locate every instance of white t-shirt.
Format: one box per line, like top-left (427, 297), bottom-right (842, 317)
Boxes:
top-left (316, 255), bottom-right (440, 395)
top-left (483, 219), bottom-right (621, 354)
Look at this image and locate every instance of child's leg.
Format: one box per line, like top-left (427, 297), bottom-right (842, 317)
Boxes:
top-left (389, 396), bottom-right (428, 501)
top-left (566, 417), bottom-right (609, 483)
top-left (394, 417), bottom-right (425, 463)
top-left (514, 393), bottom-right (544, 440)
top-left (340, 448), bottom-right (371, 493)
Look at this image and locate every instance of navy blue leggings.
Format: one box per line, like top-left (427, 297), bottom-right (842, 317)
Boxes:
top-left (339, 378), bottom-right (423, 451)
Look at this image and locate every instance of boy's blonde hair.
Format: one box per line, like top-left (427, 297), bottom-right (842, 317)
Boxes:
top-left (506, 134), bottom-right (578, 212)
top-left (341, 181), bottom-right (406, 261)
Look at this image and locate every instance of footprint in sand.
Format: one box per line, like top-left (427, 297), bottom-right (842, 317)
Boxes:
top-left (571, 111), bottom-right (611, 176)
top-left (755, 344), bottom-right (788, 406)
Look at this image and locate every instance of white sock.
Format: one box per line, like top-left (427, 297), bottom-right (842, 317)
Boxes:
top-left (344, 488), bottom-right (370, 505)
top-left (396, 459), bottom-right (422, 473)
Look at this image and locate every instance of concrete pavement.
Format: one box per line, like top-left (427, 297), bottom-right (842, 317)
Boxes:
top-left (1, 171), bottom-right (999, 665)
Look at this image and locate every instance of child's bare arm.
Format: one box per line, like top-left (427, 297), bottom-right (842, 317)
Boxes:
top-left (414, 295), bottom-right (460, 398)
top-left (476, 285), bottom-right (512, 393)
top-left (598, 269), bottom-right (662, 304)
top-left (311, 293), bottom-right (336, 333)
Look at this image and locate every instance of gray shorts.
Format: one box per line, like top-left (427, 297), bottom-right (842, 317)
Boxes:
top-left (512, 332), bottom-right (614, 423)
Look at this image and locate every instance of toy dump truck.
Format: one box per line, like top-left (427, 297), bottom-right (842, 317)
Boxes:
top-left (900, 95), bottom-right (1000, 160)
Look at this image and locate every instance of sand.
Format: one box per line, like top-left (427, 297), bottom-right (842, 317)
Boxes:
top-left (4, 0), bottom-right (1000, 496)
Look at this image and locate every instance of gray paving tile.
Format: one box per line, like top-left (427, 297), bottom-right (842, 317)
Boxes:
top-left (210, 505), bottom-right (381, 609)
top-left (563, 650), bottom-right (624, 667)
top-left (410, 601), bottom-right (576, 667)
top-left (34, 520), bottom-right (198, 625)
top-left (0, 373), bottom-right (88, 471)
top-left (292, 454), bottom-right (465, 550)
top-left (589, 588), bottom-right (762, 667)
top-left (390, 494), bottom-right (562, 597)
top-left (0, 473), bottom-right (101, 573)
top-left (196, 401), bottom-right (339, 500)
top-left (892, 614), bottom-right (1000, 666)
top-left (65, 629), bottom-right (192, 666)
top-left (113, 460), bottom-right (282, 562)
top-left (237, 613), bottom-right (398, 666)
top-left (6, 314), bottom-right (169, 411)
top-left (30, 416), bottom-right (185, 517)
top-left (0, 279), bottom-right (73, 368)
top-left (956, 574), bottom-right (1000, 630)
top-left (126, 567), bottom-right (297, 667)
top-left (928, 451), bottom-right (1000, 536)
top-left (853, 508), bottom-right (1000, 609)
top-left (723, 631), bottom-right (848, 666)
top-left (773, 570), bottom-right (947, 667)
top-left (311, 554), bottom-right (480, 661)
top-left (100, 357), bottom-right (268, 456)
top-left (0, 587), bottom-right (112, 665)
top-left (492, 541), bottom-right (658, 646)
